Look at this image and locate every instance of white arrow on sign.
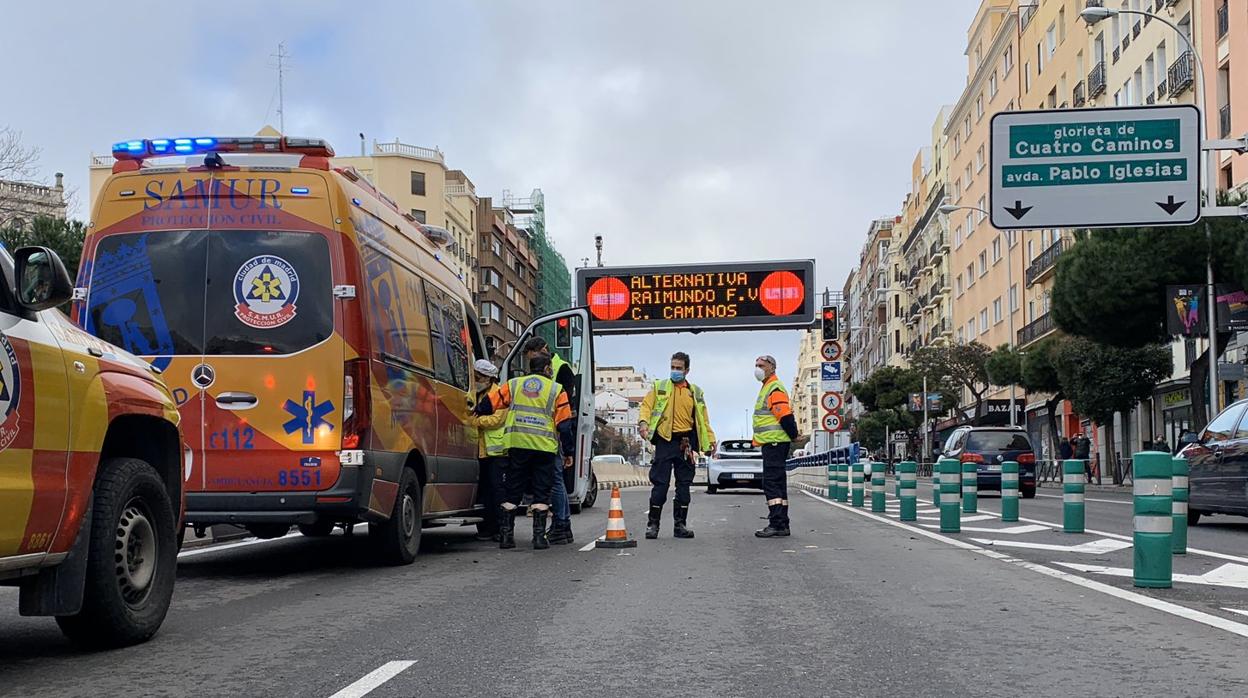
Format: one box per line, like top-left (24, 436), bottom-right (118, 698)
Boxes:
top-left (969, 537), bottom-right (1132, 555)
top-left (1056, 562), bottom-right (1248, 590)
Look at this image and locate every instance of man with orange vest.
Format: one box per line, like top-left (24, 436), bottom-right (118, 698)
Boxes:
top-left (752, 355), bottom-right (800, 538)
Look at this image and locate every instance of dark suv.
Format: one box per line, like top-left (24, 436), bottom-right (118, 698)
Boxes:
top-left (1178, 398), bottom-right (1248, 525)
top-left (940, 426), bottom-right (1037, 498)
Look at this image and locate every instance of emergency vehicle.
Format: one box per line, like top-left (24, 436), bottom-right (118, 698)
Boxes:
top-left (76, 136), bottom-right (595, 564)
top-left (0, 244), bottom-right (183, 647)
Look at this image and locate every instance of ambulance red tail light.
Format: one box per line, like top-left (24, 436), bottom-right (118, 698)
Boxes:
top-left (342, 359), bottom-right (371, 450)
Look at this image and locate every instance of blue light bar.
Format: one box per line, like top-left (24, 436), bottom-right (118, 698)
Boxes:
top-left (173, 138), bottom-right (194, 153)
top-left (150, 139), bottom-right (171, 153)
top-left (194, 137), bottom-right (216, 146)
top-left (291, 187), bottom-right (310, 195)
top-left (113, 140), bottom-right (145, 154)
top-left (351, 198), bottom-right (362, 206)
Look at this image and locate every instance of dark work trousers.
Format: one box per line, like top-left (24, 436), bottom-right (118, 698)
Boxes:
top-left (504, 448), bottom-right (555, 507)
top-left (762, 443), bottom-right (792, 516)
top-left (649, 432), bottom-right (695, 507)
top-left (478, 455), bottom-right (507, 531)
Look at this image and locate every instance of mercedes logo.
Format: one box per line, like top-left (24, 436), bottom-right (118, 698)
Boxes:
top-left (191, 363), bottom-right (216, 389)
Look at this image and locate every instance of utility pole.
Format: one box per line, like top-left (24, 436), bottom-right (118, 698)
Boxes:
top-left (595, 235), bottom-right (603, 267)
top-left (923, 375), bottom-right (930, 463)
top-left (272, 42), bottom-right (289, 134)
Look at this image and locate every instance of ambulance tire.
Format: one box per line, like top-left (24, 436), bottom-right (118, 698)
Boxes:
top-left (56, 458), bottom-right (177, 649)
top-left (298, 521), bottom-right (336, 537)
top-left (371, 468), bottom-right (422, 566)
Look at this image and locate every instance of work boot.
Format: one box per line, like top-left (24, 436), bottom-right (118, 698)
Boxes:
top-left (548, 519), bottom-right (574, 545)
top-left (755, 504), bottom-right (790, 538)
top-left (499, 507), bottom-right (516, 549)
top-left (645, 505), bottom-right (662, 540)
top-left (532, 509), bottom-right (550, 550)
top-left (672, 504), bottom-right (695, 539)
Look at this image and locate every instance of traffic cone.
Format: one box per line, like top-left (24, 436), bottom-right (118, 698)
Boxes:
top-left (595, 486), bottom-right (638, 549)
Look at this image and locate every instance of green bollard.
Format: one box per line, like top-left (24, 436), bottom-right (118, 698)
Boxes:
top-left (838, 463), bottom-right (849, 503)
top-left (932, 469), bottom-right (941, 507)
top-left (1063, 459), bottom-right (1085, 533)
top-left (939, 458), bottom-right (961, 533)
top-left (1172, 457), bottom-right (1189, 555)
top-left (961, 461), bottom-right (978, 513)
top-left (851, 461), bottom-right (865, 507)
top-left (895, 464), bottom-right (902, 499)
top-left (1000, 461), bottom-right (1019, 523)
top-left (1133, 451), bottom-right (1173, 589)
top-left (899, 461), bottom-right (917, 521)
top-left (871, 462), bottom-right (886, 512)
top-left (827, 458), bottom-right (835, 499)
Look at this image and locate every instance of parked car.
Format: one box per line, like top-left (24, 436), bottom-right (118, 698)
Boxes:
top-left (1179, 399), bottom-right (1248, 525)
top-left (939, 426), bottom-right (1037, 498)
top-left (0, 246), bottom-right (184, 647)
top-left (707, 439), bottom-right (764, 493)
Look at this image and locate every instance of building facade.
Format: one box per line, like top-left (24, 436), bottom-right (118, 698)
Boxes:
top-left (0, 173), bottom-right (66, 229)
top-left (504, 189), bottom-right (571, 338)
top-left (476, 197), bottom-right (539, 361)
top-left (792, 327), bottom-right (823, 438)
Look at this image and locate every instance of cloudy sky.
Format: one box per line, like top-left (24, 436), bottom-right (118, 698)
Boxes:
top-left (5, 0), bottom-right (974, 442)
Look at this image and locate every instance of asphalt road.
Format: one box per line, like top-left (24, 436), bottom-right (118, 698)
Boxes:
top-left (3, 484), bottom-right (1248, 697)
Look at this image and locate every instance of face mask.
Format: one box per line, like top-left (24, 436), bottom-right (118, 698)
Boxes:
top-left (670, 370), bottom-right (685, 383)
top-left (754, 367), bottom-right (767, 382)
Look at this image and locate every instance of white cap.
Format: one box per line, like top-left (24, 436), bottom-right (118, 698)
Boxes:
top-left (474, 359), bottom-right (499, 378)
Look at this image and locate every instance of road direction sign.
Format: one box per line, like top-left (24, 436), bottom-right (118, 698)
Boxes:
top-left (821, 341), bottom-right (842, 361)
top-left (821, 413), bottom-right (843, 431)
top-left (990, 105), bottom-right (1201, 229)
top-left (821, 391), bottom-right (843, 413)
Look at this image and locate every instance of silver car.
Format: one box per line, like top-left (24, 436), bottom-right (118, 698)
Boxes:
top-left (706, 439), bottom-right (764, 494)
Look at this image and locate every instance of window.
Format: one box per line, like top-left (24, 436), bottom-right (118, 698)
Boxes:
top-left (505, 282), bottom-right (516, 301)
top-left (964, 116), bottom-right (972, 138)
top-left (957, 327), bottom-right (965, 344)
top-left (975, 146), bottom-right (985, 172)
top-left (975, 94), bottom-right (984, 120)
top-left (954, 223), bottom-right (963, 248)
top-left (410, 209), bottom-right (427, 224)
top-left (965, 213), bottom-right (974, 237)
top-left (966, 263), bottom-right (976, 287)
top-left (953, 132), bottom-right (961, 156)
top-left (1009, 284), bottom-right (1019, 312)
top-left (480, 301), bottom-right (502, 322)
top-left (991, 237), bottom-right (1001, 262)
top-left (1046, 23), bottom-right (1057, 60)
top-left (1003, 44), bottom-right (1014, 74)
top-left (1058, 9), bottom-right (1066, 43)
top-left (953, 178), bottom-right (962, 203)
top-left (1201, 403), bottom-right (1248, 444)
top-left (424, 281), bottom-right (470, 390)
top-left (989, 71), bottom-right (998, 99)
top-left (976, 196), bottom-right (987, 223)
top-left (491, 237), bottom-right (502, 256)
top-left (978, 251), bottom-right (987, 276)
top-left (964, 164), bottom-right (972, 190)
top-left (1037, 41), bottom-right (1045, 73)
top-left (410, 171), bottom-right (426, 196)
top-left (1024, 62), bottom-right (1031, 91)
top-left (979, 309), bottom-right (989, 334)
top-left (967, 318), bottom-right (976, 337)
top-left (956, 274), bottom-right (964, 296)
top-left (1133, 68), bottom-right (1143, 106)
top-left (481, 268), bottom-right (500, 288)
top-left (974, 44), bottom-right (983, 68)
top-left (993, 298), bottom-right (1002, 324)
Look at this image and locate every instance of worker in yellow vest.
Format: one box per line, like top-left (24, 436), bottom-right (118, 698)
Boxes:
top-left (467, 359), bottom-right (508, 541)
top-left (752, 355), bottom-right (800, 538)
top-left (523, 337), bottom-right (578, 544)
top-left (638, 352), bottom-right (716, 539)
top-left (477, 355), bottom-right (575, 549)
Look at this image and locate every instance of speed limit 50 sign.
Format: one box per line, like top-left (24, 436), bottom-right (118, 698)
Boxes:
top-left (821, 413), bottom-right (843, 432)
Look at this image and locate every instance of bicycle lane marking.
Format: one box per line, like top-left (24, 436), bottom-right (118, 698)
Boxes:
top-left (801, 490), bottom-right (1248, 639)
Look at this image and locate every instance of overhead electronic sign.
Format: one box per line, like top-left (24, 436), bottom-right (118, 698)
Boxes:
top-left (576, 260), bottom-right (816, 334)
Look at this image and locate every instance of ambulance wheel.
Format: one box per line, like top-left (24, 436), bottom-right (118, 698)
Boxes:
top-left (56, 458), bottom-right (177, 648)
top-left (298, 521), bottom-right (335, 537)
top-left (176, 525), bottom-right (186, 552)
top-left (582, 474), bottom-right (599, 509)
top-left (707, 485), bottom-right (718, 494)
top-left (372, 468), bottom-right (422, 565)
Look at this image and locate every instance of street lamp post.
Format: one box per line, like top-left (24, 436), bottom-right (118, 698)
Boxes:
top-left (939, 203), bottom-right (1018, 428)
top-left (1080, 2), bottom-right (1220, 422)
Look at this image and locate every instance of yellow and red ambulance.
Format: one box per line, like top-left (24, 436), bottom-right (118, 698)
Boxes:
top-left (76, 136), bottom-right (595, 564)
top-left (0, 244), bottom-right (183, 647)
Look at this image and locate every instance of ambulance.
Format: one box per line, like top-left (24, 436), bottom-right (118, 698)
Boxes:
top-left (0, 244), bottom-right (183, 647)
top-left (76, 136), bottom-right (595, 564)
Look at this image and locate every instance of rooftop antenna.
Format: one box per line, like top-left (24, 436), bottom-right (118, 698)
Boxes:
top-left (271, 42), bottom-right (290, 133)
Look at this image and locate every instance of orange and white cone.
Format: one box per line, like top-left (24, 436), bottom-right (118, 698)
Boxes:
top-left (595, 486), bottom-right (638, 549)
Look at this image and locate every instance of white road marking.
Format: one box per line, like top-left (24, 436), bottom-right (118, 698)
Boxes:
top-left (329, 661), bottom-right (417, 698)
top-left (177, 532), bottom-right (301, 559)
top-left (1057, 562), bottom-right (1248, 590)
top-left (801, 490), bottom-right (1248, 640)
top-left (970, 538), bottom-right (1133, 555)
top-left (579, 538), bottom-right (600, 552)
top-left (1223, 608), bottom-right (1248, 618)
top-left (1035, 493), bottom-right (1131, 505)
top-left (916, 514), bottom-right (996, 523)
top-left (917, 524), bottom-right (1051, 535)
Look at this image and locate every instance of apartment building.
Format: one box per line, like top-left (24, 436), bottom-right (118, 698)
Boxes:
top-left (1202, 0), bottom-right (1248, 193)
top-left (792, 327), bottom-right (823, 438)
top-left (476, 197), bottom-right (539, 361)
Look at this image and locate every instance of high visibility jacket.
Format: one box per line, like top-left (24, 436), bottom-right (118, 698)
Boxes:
top-left (642, 379), bottom-right (715, 452)
top-left (469, 387), bottom-right (508, 458)
top-left (551, 353), bottom-right (569, 382)
top-left (503, 374), bottom-right (561, 453)
top-left (753, 377), bottom-right (793, 445)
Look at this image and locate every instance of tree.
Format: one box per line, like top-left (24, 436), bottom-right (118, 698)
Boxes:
top-left (0, 126), bottom-right (39, 182)
top-left (911, 342), bottom-right (990, 424)
top-left (854, 407), bottom-right (916, 451)
top-left (849, 366), bottom-right (922, 412)
top-left (986, 339), bottom-right (1070, 460)
top-left (0, 216), bottom-right (86, 278)
top-left (1054, 338), bottom-right (1172, 481)
top-left (985, 344), bottom-right (1022, 387)
top-left (1051, 206), bottom-right (1248, 428)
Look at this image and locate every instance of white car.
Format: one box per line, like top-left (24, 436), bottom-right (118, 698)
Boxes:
top-left (706, 439), bottom-right (764, 494)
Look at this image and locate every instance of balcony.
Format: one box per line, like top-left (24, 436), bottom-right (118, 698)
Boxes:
top-left (374, 139), bottom-right (446, 163)
top-left (1018, 312), bottom-right (1057, 347)
top-left (1221, 105), bottom-right (1232, 138)
top-left (1088, 61), bottom-right (1107, 99)
top-left (1218, 3), bottom-right (1230, 40)
top-left (1168, 52), bottom-right (1194, 97)
top-left (909, 302), bottom-right (921, 319)
top-left (1073, 81), bottom-right (1086, 107)
top-left (1025, 238), bottom-right (1066, 287)
top-left (1122, 35), bottom-right (1131, 53)
top-left (1113, 46), bottom-right (1121, 64)
top-left (1146, 94), bottom-right (1156, 105)
top-left (1132, 21), bottom-right (1141, 40)
top-left (928, 234), bottom-right (948, 260)
top-left (1156, 79), bottom-right (1168, 101)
